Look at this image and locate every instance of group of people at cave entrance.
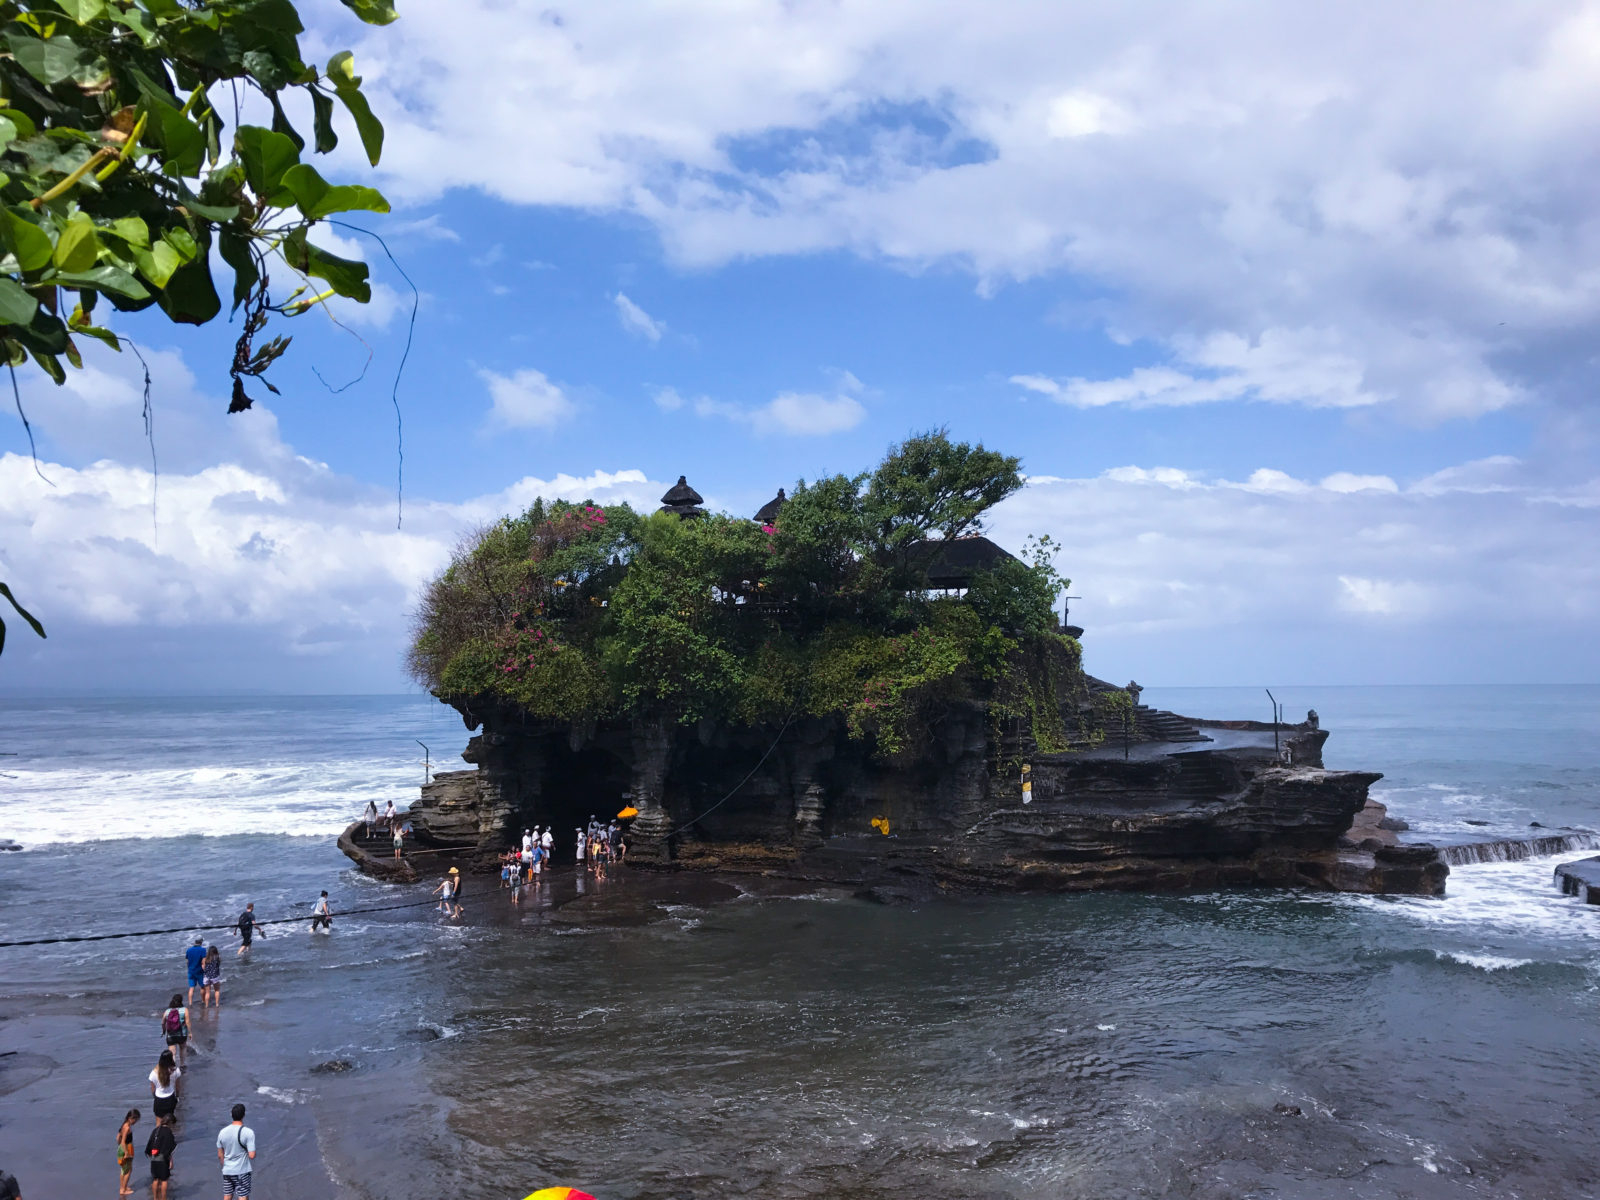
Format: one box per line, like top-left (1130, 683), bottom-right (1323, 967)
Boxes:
top-left (496, 817), bottom-right (627, 897)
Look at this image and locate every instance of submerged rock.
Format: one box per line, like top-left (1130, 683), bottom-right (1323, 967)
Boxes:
top-left (310, 1059), bottom-right (355, 1074)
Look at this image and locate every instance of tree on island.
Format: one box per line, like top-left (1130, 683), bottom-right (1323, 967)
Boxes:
top-left (409, 430), bottom-right (1092, 769)
top-left (0, 0), bottom-right (399, 655)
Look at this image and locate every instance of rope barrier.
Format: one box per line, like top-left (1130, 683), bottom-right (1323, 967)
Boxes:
top-left (0, 897), bottom-right (445, 949)
top-left (666, 713), bottom-right (795, 838)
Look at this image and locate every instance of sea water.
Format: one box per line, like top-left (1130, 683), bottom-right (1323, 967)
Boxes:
top-left (1, 687), bottom-right (1598, 1199)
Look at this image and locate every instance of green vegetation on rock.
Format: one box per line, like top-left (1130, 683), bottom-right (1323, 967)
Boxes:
top-left (409, 431), bottom-right (1098, 763)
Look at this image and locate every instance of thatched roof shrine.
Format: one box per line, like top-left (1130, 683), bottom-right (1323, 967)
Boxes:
top-left (918, 535), bottom-right (1019, 590)
top-left (754, 488), bottom-right (786, 523)
top-left (659, 475), bottom-right (705, 518)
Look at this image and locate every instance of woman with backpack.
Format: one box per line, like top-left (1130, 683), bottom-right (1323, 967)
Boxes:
top-left (201, 945), bottom-right (223, 1010)
top-left (148, 1049), bottom-right (181, 1121)
top-left (115, 1108), bottom-right (139, 1195)
top-left (160, 994), bottom-right (190, 1065)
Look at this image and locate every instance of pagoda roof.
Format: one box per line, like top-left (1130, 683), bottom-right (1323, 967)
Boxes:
top-left (754, 488), bottom-right (786, 523)
top-left (660, 475), bottom-right (703, 507)
top-left (917, 535), bottom-right (1019, 589)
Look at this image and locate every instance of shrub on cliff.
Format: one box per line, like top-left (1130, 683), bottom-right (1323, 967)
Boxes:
top-left (409, 431), bottom-right (1094, 761)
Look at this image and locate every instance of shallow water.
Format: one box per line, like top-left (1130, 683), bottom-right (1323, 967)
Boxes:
top-left (2, 688), bottom-right (1599, 1199)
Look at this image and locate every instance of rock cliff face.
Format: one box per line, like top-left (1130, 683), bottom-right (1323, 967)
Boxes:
top-left (401, 696), bottom-right (1447, 897)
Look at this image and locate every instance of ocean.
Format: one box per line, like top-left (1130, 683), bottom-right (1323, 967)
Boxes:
top-left (1, 686), bottom-right (1598, 1199)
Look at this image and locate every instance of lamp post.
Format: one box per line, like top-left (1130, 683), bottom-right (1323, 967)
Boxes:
top-left (1264, 689), bottom-right (1282, 754)
top-left (416, 740), bottom-right (431, 785)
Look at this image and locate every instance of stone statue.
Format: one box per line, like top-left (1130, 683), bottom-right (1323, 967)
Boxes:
top-left (1126, 680), bottom-right (1143, 705)
top-left (1306, 709), bottom-right (1319, 729)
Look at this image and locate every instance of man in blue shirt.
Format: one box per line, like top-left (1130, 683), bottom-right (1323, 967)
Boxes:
top-left (184, 937), bottom-right (207, 1006)
top-left (216, 1104), bottom-right (256, 1199)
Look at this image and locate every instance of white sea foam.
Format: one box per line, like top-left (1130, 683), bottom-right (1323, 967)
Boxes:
top-left (1096, 1023), bottom-right (1117, 1031)
top-left (1433, 951), bottom-right (1535, 972)
top-left (0, 759), bottom-right (431, 846)
top-left (255, 1085), bottom-right (304, 1104)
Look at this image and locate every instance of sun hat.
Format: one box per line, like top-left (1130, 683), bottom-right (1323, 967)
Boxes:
top-left (448, 867), bottom-right (459, 874)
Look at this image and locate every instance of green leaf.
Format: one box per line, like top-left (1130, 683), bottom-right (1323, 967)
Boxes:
top-left (0, 110), bottom-right (37, 140)
top-left (132, 239), bottom-right (182, 287)
top-left (51, 264), bottom-right (150, 300)
top-left (338, 0), bottom-right (400, 26)
top-left (233, 125), bottom-right (300, 198)
top-left (145, 96), bottom-right (206, 177)
top-left (280, 163), bottom-right (389, 219)
top-left (111, 7), bottom-right (157, 45)
top-left (109, 216), bottom-right (151, 249)
top-left (0, 278), bottom-right (40, 326)
top-left (53, 212), bottom-right (100, 273)
top-left (310, 87), bottom-right (338, 154)
top-left (218, 229), bottom-right (259, 312)
top-left (8, 32), bottom-right (87, 86)
top-left (1, 211), bottom-right (54, 273)
top-left (0, 117), bottom-right (18, 150)
top-left (157, 254), bottom-right (221, 325)
top-left (268, 92), bottom-right (306, 152)
top-left (327, 52), bottom-right (384, 165)
top-left (57, 0), bottom-right (107, 22)
top-left (283, 229), bottom-right (370, 303)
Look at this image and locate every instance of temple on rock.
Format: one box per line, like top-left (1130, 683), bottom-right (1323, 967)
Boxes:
top-left (372, 437), bottom-right (1449, 899)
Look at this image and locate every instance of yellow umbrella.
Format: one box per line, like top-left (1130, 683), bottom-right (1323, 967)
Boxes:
top-left (524, 1190), bottom-right (596, 1200)
top-left (616, 806), bottom-right (639, 819)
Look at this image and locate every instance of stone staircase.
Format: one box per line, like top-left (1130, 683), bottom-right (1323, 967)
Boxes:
top-left (1136, 705), bottom-right (1208, 743)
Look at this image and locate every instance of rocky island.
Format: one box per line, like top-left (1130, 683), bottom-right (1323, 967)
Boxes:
top-left (373, 432), bottom-right (1447, 898)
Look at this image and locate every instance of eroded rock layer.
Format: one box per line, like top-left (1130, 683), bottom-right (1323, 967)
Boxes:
top-left (391, 698), bottom-right (1447, 897)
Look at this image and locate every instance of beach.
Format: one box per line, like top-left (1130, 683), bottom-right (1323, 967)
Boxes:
top-left (2, 687), bottom-right (1599, 1198)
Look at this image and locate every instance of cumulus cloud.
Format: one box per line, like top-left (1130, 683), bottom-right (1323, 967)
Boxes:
top-left (323, 0), bottom-right (1600, 425)
top-left (654, 374), bottom-right (868, 436)
top-left (985, 459), bottom-right (1600, 683)
top-left (614, 292), bottom-right (665, 342)
top-left (480, 367), bottom-right (577, 428)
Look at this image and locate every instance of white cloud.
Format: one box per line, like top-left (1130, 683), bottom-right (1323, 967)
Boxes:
top-left (480, 367), bottom-right (576, 429)
top-left (324, 1), bottom-right (1600, 423)
top-left (984, 458), bottom-right (1600, 682)
top-left (614, 293), bottom-right (665, 342)
top-left (656, 375), bottom-right (868, 436)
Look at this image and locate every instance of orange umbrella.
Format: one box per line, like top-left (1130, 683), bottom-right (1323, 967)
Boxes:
top-left (524, 1190), bottom-right (596, 1200)
top-left (616, 806), bottom-right (638, 819)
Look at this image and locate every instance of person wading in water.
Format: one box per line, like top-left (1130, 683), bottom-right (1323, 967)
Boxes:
top-left (115, 1109), bottom-right (140, 1195)
top-left (234, 903), bottom-right (266, 956)
top-left (148, 1050), bottom-right (181, 1123)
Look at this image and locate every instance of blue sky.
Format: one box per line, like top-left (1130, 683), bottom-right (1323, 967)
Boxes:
top-left (2, 1), bottom-right (1597, 692)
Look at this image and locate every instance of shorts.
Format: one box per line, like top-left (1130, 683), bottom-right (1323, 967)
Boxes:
top-left (150, 1159), bottom-right (171, 1182)
top-left (153, 1094), bottom-right (177, 1119)
top-left (188, 969), bottom-right (205, 987)
top-left (223, 1170), bottom-right (253, 1197)
top-left (204, 973), bottom-right (221, 987)
top-left (165, 1033), bottom-right (187, 1046)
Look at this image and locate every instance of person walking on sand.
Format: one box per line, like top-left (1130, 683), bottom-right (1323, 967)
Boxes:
top-left (216, 1103), bottom-right (256, 1200)
top-left (148, 1049), bottom-right (181, 1122)
top-left (184, 936), bottom-right (207, 1007)
top-left (116, 1108), bottom-right (140, 1195)
top-left (160, 994), bottom-right (191, 1067)
top-left (234, 903), bottom-right (265, 956)
top-left (310, 890), bottom-right (333, 933)
top-left (144, 1112), bottom-right (175, 1199)
top-left (202, 945), bottom-right (223, 1009)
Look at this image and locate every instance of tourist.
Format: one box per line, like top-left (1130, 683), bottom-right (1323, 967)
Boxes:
top-left (541, 825), bottom-right (553, 859)
top-left (234, 903), bottom-right (265, 956)
top-left (216, 1103), bottom-right (256, 1200)
top-left (148, 1049), bottom-right (181, 1122)
top-left (434, 867), bottom-right (460, 915)
top-left (364, 799), bottom-right (378, 838)
top-left (143, 1112), bottom-right (175, 1199)
top-left (184, 936), bottom-right (207, 1007)
top-left (521, 828), bottom-right (534, 882)
top-left (160, 993), bottom-right (190, 1067)
top-left (202, 945), bottom-right (223, 1009)
top-left (384, 798), bottom-right (398, 830)
top-left (574, 827), bottom-right (585, 867)
top-left (310, 889), bottom-right (333, 933)
top-left (500, 853), bottom-right (513, 889)
top-left (115, 1109), bottom-right (139, 1196)
top-left (392, 819), bottom-right (406, 860)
